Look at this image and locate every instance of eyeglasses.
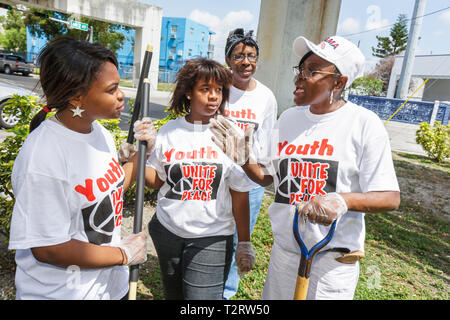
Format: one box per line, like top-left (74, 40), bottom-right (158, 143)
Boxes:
top-left (292, 66), bottom-right (341, 80)
top-left (231, 53), bottom-right (258, 62)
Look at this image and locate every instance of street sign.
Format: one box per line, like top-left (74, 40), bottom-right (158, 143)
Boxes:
top-left (70, 20), bottom-right (89, 31)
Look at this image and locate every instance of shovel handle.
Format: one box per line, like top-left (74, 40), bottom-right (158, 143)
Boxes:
top-left (294, 275), bottom-right (309, 300)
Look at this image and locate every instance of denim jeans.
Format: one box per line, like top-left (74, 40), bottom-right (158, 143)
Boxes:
top-left (148, 214), bottom-right (233, 300)
top-left (223, 186), bottom-right (265, 299)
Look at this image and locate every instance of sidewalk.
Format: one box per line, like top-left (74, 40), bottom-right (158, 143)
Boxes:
top-left (384, 121), bottom-right (425, 156)
top-left (120, 86), bottom-right (172, 107)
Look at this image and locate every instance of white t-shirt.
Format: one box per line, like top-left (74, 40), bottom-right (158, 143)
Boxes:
top-left (267, 101), bottom-right (400, 254)
top-left (8, 119), bottom-right (128, 300)
top-left (148, 116), bottom-right (253, 238)
top-left (224, 80), bottom-right (278, 170)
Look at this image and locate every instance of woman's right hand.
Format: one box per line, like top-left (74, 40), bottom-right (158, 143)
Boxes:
top-left (134, 117), bottom-right (157, 151)
top-left (209, 115), bottom-right (254, 165)
top-left (118, 117), bottom-right (157, 163)
top-left (118, 231), bottom-right (148, 266)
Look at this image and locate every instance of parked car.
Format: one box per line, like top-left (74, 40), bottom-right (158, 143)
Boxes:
top-left (0, 81), bottom-right (37, 129)
top-left (0, 53), bottom-right (35, 76)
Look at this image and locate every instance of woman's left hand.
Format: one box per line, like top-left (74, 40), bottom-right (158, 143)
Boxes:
top-left (301, 193), bottom-right (348, 225)
top-left (235, 241), bottom-right (255, 277)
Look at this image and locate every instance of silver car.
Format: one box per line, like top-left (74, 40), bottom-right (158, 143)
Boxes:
top-left (0, 54), bottom-right (35, 76)
top-left (0, 81), bottom-right (37, 129)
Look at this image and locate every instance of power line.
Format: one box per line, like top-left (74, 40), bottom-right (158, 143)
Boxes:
top-left (339, 6), bottom-right (450, 37)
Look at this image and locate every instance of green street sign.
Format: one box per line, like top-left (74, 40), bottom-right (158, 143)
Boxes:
top-left (70, 20), bottom-right (89, 31)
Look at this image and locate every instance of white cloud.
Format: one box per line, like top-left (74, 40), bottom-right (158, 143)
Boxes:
top-left (188, 9), bottom-right (255, 63)
top-left (438, 10), bottom-right (450, 24)
top-left (338, 17), bottom-right (361, 34)
top-left (365, 5), bottom-right (389, 31)
top-left (188, 9), bottom-right (221, 30)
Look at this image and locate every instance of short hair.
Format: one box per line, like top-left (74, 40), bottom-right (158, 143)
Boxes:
top-left (169, 58), bottom-right (233, 115)
top-left (225, 28), bottom-right (259, 59)
top-left (30, 36), bottom-right (118, 132)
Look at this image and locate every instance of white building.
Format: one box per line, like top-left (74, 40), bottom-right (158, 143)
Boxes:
top-left (387, 54), bottom-right (450, 102)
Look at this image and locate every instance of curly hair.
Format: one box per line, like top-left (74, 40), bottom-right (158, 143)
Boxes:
top-left (169, 58), bottom-right (233, 115)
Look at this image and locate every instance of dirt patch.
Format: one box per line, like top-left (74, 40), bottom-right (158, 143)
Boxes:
top-left (392, 153), bottom-right (450, 221)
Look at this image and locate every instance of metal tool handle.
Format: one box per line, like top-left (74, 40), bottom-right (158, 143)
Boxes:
top-left (128, 79), bottom-right (151, 300)
top-left (127, 45), bottom-right (153, 144)
top-left (292, 204), bottom-right (337, 300)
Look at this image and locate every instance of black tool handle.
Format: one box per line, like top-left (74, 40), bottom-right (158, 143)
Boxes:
top-left (126, 45), bottom-right (153, 144)
top-left (128, 79), bottom-right (151, 300)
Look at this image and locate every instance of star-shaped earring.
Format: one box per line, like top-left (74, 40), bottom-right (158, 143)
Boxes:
top-left (71, 105), bottom-right (85, 118)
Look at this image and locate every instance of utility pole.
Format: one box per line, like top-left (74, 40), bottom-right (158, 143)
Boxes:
top-left (89, 26), bottom-right (93, 43)
top-left (395, 0), bottom-right (427, 99)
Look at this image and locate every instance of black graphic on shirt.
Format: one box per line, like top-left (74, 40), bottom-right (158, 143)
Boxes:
top-left (274, 157), bottom-right (338, 205)
top-left (163, 162), bottom-right (223, 201)
top-left (235, 120), bottom-right (259, 133)
top-left (81, 181), bottom-right (124, 245)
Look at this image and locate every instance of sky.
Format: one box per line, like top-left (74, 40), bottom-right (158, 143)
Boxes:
top-left (141, 0), bottom-right (450, 72)
top-left (1, 0), bottom-right (449, 73)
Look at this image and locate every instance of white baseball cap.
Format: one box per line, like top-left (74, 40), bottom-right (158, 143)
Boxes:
top-left (292, 35), bottom-right (365, 88)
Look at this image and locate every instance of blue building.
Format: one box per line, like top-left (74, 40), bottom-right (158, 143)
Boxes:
top-left (24, 16), bottom-right (214, 82)
top-left (159, 17), bottom-right (215, 82)
top-left (26, 25), bottom-right (135, 79)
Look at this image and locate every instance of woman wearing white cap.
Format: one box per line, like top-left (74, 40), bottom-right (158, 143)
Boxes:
top-left (209, 35), bottom-right (400, 300)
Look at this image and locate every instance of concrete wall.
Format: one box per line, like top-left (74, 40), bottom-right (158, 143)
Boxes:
top-left (255, 0), bottom-right (342, 113)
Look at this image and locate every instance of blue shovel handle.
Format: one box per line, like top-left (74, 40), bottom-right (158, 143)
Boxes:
top-left (292, 204), bottom-right (337, 278)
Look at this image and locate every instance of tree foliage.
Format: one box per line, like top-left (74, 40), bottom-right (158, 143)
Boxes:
top-left (351, 76), bottom-right (384, 96)
top-left (372, 14), bottom-right (408, 58)
top-left (366, 55), bottom-right (396, 93)
top-left (0, 8), bottom-right (27, 52)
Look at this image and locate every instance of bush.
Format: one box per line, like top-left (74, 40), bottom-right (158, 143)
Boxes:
top-left (351, 76), bottom-right (384, 96)
top-left (0, 95), bottom-right (43, 237)
top-left (416, 121), bottom-right (450, 163)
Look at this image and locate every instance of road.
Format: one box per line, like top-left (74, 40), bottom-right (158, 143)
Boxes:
top-left (0, 72), bottom-right (41, 93)
top-left (0, 73), bottom-right (171, 131)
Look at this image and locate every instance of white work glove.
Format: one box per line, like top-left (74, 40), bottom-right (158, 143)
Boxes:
top-left (118, 142), bottom-right (138, 163)
top-left (118, 231), bottom-right (148, 266)
top-left (133, 117), bottom-right (157, 149)
top-left (118, 117), bottom-right (157, 163)
top-left (209, 115), bottom-right (254, 165)
top-left (235, 241), bottom-right (256, 277)
top-left (300, 193), bottom-right (348, 226)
